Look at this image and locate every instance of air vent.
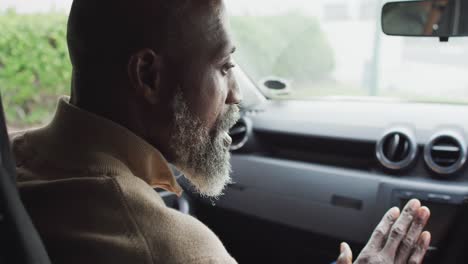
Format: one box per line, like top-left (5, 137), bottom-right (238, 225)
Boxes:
top-left (229, 117), bottom-right (249, 151)
top-left (424, 132), bottom-right (467, 175)
top-left (376, 129), bottom-right (418, 170)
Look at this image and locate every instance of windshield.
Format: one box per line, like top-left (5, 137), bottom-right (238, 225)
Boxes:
top-left (2, 0), bottom-right (468, 131)
top-left (225, 0), bottom-right (468, 104)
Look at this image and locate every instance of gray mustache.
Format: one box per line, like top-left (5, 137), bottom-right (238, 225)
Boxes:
top-left (216, 105), bottom-right (241, 133)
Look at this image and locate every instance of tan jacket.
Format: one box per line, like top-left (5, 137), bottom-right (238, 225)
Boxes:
top-left (11, 97), bottom-right (237, 264)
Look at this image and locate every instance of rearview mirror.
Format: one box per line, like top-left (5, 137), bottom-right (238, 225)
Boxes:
top-left (382, 0), bottom-right (468, 39)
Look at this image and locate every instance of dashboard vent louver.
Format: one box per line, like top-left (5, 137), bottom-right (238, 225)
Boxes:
top-left (376, 129), bottom-right (417, 170)
top-left (424, 132), bottom-right (467, 175)
top-left (229, 118), bottom-right (249, 151)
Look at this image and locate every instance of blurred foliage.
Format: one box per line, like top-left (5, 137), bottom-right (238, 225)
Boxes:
top-left (0, 11), bottom-right (71, 128)
top-left (230, 14), bottom-right (335, 84)
top-left (0, 11), bottom-right (333, 128)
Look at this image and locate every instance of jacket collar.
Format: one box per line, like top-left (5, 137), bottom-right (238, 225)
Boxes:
top-left (27, 97), bottom-right (183, 196)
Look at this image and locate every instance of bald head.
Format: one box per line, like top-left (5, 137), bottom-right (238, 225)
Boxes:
top-left (67, 0), bottom-right (225, 71)
top-left (66, 0), bottom-right (241, 191)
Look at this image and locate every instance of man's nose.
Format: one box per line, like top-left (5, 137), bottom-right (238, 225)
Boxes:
top-left (226, 77), bottom-right (242, 105)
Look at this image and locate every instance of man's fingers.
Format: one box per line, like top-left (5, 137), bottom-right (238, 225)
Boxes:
top-left (365, 206), bottom-right (400, 251)
top-left (395, 206), bottom-right (430, 263)
top-left (336, 242), bottom-right (353, 264)
top-left (408, 231), bottom-right (431, 264)
top-left (383, 199), bottom-right (421, 256)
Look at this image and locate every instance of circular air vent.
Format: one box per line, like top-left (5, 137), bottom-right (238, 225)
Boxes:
top-left (229, 117), bottom-right (249, 151)
top-left (424, 132), bottom-right (467, 175)
top-left (376, 129), bottom-right (418, 170)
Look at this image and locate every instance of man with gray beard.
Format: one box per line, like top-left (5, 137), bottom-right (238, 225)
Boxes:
top-left (171, 90), bottom-right (240, 198)
top-left (10, 0), bottom-right (430, 263)
top-left (12, 0), bottom-right (242, 263)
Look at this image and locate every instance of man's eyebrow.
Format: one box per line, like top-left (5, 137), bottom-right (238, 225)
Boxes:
top-left (221, 45), bottom-right (236, 57)
top-left (222, 45), bottom-right (236, 58)
top-left (213, 44), bottom-right (236, 61)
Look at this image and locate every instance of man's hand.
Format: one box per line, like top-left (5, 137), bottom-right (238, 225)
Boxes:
top-left (336, 199), bottom-right (431, 264)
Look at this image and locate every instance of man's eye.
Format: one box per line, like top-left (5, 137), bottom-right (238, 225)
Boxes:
top-left (221, 62), bottom-right (235, 76)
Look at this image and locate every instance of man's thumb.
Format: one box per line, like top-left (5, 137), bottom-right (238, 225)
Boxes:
top-left (336, 242), bottom-right (353, 264)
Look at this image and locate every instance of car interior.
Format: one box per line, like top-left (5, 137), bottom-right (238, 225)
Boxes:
top-left (2, 0), bottom-right (468, 263)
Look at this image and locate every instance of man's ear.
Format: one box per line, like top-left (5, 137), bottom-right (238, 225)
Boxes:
top-left (128, 48), bottom-right (163, 105)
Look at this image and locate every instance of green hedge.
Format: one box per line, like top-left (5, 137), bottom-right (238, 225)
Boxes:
top-left (0, 12), bottom-right (334, 128)
top-left (0, 11), bottom-right (71, 128)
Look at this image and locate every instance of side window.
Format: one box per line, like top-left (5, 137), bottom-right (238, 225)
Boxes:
top-left (0, 2), bottom-right (72, 132)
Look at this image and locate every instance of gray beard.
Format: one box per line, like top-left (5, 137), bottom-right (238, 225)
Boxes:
top-left (170, 90), bottom-right (240, 198)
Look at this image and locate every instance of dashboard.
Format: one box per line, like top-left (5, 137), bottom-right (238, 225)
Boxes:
top-left (215, 99), bottom-right (468, 261)
top-left (237, 99), bottom-right (468, 181)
